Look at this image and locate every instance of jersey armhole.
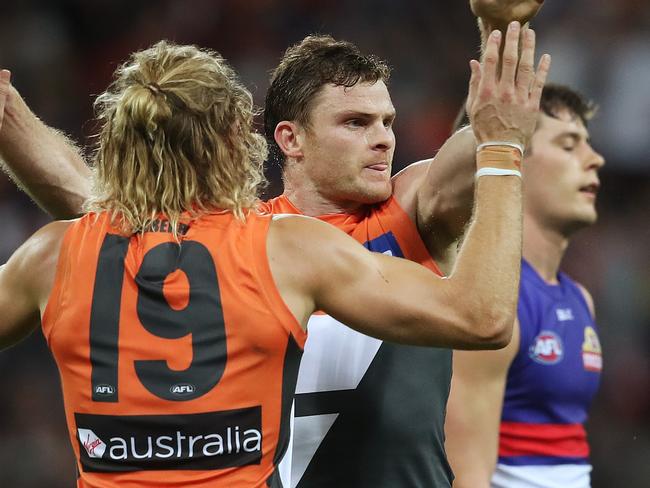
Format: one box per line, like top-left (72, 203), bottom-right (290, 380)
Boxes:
top-left (573, 282), bottom-right (595, 321)
top-left (41, 221), bottom-right (76, 345)
top-left (383, 197), bottom-right (444, 277)
top-left (251, 215), bottom-right (307, 349)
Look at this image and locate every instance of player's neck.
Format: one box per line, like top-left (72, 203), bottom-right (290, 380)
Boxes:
top-left (282, 169), bottom-right (364, 217)
top-left (522, 217), bottom-right (569, 285)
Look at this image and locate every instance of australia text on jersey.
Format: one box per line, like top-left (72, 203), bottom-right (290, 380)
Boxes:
top-left (75, 408), bottom-right (263, 472)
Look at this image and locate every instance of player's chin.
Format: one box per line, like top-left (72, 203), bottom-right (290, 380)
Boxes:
top-left (352, 182), bottom-right (392, 205)
top-left (581, 210), bottom-right (598, 226)
top-left (580, 200), bottom-right (599, 221)
top-left (568, 208), bottom-right (598, 231)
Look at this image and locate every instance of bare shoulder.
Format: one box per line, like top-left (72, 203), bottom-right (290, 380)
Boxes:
top-left (266, 214), bottom-right (374, 329)
top-left (3, 220), bottom-right (75, 297)
top-left (268, 213), bottom-right (365, 263)
top-left (575, 282), bottom-right (596, 319)
top-left (13, 220), bottom-right (74, 265)
top-left (267, 213), bottom-right (375, 285)
top-left (0, 219), bottom-right (75, 348)
top-left (269, 213), bottom-right (341, 247)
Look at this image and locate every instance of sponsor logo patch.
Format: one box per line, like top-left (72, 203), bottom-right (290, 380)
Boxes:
top-left (75, 407), bottom-right (262, 472)
top-left (582, 326), bottom-right (603, 372)
top-left (78, 428), bottom-right (107, 459)
top-left (555, 308), bottom-right (574, 322)
top-left (529, 331), bottom-right (564, 365)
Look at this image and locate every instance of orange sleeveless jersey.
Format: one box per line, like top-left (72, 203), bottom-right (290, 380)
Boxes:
top-left (41, 211), bottom-right (306, 488)
top-left (260, 195), bottom-right (442, 276)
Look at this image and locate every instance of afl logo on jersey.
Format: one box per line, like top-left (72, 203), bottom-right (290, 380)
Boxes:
top-left (170, 383), bottom-right (196, 396)
top-left (94, 384), bottom-right (115, 397)
top-left (529, 331), bottom-right (564, 365)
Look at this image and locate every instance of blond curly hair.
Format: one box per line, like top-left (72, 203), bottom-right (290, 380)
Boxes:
top-left (85, 40), bottom-right (267, 235)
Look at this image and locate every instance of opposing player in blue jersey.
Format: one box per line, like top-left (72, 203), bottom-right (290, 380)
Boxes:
top-left (446, 83), bottom-right (605, 487)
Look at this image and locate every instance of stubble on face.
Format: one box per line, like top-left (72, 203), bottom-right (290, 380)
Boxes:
top-left (295, 81), bottom-right (397, 213)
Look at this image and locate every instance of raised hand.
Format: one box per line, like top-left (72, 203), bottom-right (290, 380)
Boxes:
top-left (0, 70), bottom-right (11, 132)
top-left (466, 22), bottom-right (550, 149)
top-left (470, 0), bottom-right (544, 30)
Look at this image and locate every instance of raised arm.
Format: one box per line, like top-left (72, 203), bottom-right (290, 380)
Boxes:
top-left (394, 0), bottom-right (545, 272)
top-left (0, 73), bottom-right (91, 219)
top-left (269, 25), bottom-right (550, 350)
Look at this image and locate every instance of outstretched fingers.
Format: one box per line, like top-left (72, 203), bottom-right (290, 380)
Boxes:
top-left (466, 59), bottom-right (482, 111)
top-left (515, 28), bottom-right (535, 99)
top-left (479, 29), bottom-right (502, 98)
top-left (529, 53), bottom-right (551, 107)
top-left (500, 21), bottom-right (521, 88)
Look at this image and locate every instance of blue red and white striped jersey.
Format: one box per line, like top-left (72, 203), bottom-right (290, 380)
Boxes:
top-left (492, 259), bottom-right (602, 488)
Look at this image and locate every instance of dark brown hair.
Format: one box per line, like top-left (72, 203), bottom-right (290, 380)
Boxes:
top-left (264, 34), bottom-right (391, 165)
top-left (539, 83), bottom-right (597, 126)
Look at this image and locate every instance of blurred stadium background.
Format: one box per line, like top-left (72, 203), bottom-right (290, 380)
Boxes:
top-left (0, 1), bottom-right (648, 486)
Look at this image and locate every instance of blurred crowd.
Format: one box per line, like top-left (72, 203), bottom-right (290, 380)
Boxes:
top-left (0, 1), bottom-right (648, 487)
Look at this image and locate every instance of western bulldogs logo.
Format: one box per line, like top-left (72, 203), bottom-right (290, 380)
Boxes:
top-left (529, 331), bottom-right (564, 365)
top-left (582, 326), bottom-right (603, 372)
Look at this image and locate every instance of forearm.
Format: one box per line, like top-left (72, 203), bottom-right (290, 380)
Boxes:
top-left (446, 174), bottom-right (521, 347)
top-left (445, 346), bottom-right (513, 487)
top-left (0, 85), bottom-right (91, 218)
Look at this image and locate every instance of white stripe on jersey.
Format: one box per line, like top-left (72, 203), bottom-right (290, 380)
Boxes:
top-left (290, 413), bottom-right (338, 488)
top-left (492, 463), bottom-right (592, 488)
top-left (296, 314), bottom-right (382, 393)
top-left (279, 313), bottom-right (383, 487)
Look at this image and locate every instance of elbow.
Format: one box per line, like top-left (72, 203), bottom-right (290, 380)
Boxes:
top-left (477, 312), bottom-right (514, 349)
top-left (459, 302), bottom-right (516, 350)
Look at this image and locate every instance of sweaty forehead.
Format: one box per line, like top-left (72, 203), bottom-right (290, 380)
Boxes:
top-left (310, 81), bottom-right (395, 117)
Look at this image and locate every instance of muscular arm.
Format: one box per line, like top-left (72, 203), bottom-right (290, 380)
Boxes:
top-left (445, 320), bottom-right (520, 487)
top-left (0, 221), bottom-right (70, 350)
top-left (269, 173), bottom-right (522, 350)
top-left (0, 77), bottom-right (91, 219)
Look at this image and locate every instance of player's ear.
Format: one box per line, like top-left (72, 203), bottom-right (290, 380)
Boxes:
top-left (274, 121), bottom-right (304, 160)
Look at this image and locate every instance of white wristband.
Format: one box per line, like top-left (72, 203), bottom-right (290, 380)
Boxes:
top-left (477, 141), bottom-right (524, 156)
top-left (476, 167), bottom-right (522, 179)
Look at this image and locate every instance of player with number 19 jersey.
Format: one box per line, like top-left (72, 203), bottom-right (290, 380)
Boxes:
top-left (41, 211), bottom-right (306, 487)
